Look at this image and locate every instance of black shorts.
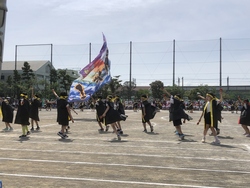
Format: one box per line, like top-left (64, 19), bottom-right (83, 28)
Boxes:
top-left (173, 119), bottom-right (182, 126)
top-left (204, 112), bottom-right (211, 125)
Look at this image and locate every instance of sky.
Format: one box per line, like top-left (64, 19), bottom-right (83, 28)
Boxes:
top-left (3, 0), bottom-right (250, 86)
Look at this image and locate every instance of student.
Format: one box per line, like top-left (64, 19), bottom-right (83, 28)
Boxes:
top-left (52, 89), bottom-right (74, 139)
top-left (95, 96), bottom-right (109, 132)
top-left (140, 95), bottom-right (154, 133)
top-left (197, 91), bottom-right (223, 136)
top-left (30, 88), bottom-right (41, 131)
top-left (197, 90), bottom-right (223, 144)
top-left (14, 93), bottom-right (30, 138)
top-left (0, 97), bottom-right (14, 131)
top-left (164, 90), bottom-right (191, 140)
top-left (114, 96), bottom-right (127, 135)
top-left (238, 97), bottom-right (250, 137)
top-left (100, 95), bottom-right (123, 140)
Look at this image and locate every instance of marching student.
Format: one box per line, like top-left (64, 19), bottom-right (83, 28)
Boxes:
top-left (14, 92), bottom-right (30, 138)
top-left (197, 90), bottom-right (223, 144)
top-left (52, 89), bottom-right (74, 139)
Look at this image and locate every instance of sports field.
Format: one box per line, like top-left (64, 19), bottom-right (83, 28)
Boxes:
top-left (0, 109), bottom-right (249, 188)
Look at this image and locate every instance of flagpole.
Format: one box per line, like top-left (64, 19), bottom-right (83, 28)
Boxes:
top-left (129, 41), bottom-right (132, 100)
top-left (173, 39), bottom-right (175, 86)
top-left (89, 43), bottom-right (92, 63)
top-left (219, 37), bottom-right (222, 88)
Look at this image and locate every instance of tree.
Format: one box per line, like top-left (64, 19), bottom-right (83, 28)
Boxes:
top-left (57, 69), bottom-right (74, 93)
top-left (6, 76), bottom-right (14, 97)
top-left (121, 80), bottom-right (136, 100)
top-left (22, 61), bottom-right (35, 81)
top-left (109, 75), bottom-right (122, 95)
top-left (13, 70), bottom-right (22, 97)
top-left (164, 85), bottom-right (184, 98)
top-left (50, 68), bottom-right (58, 84)
top-left (135, 89), bottom-right (150, 100)
top-left (95, 75), bottom-right (123, 98)
top-left (150, 80), bottom-right (164, 100)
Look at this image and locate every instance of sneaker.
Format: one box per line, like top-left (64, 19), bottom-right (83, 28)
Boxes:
top-left (143, 129), bottom-right (147, 132)
top-left (179, 134), bottom-right (185, 140)
top-left (246, 134), bottom-right (250, 137)
top-left (9, 127), bottom-right (13, 131)
top-left (105, 126), bottom-right (109, 132)
top-left (36, 126), bottom-right (40, 130)
top-left (174, 130), bottom-right (179, 135)
top-left (63, 134), bottom-right (68, 138)
top-left (150, 126), bottom-right (154, 132)
top-left (27, 131), bottom-right (30, 135)
top-left (19, 135), bottom-right (27, 138)
top-left (212, 140), bottom-right (220, 145)
top-left (57, 132), bottom-right (63, 137)
top-left (243, 132), bottom-right (248, 135)
top-left (30, 127), bottom-right (34, 131)
top-left (187, 115), bottom-right (193, 121)
top-left (201, 138), bottom-right (206, 143)
top-left (117, 135), bottom-right (121, 141)
top-left (119, 130), bottom-right (123, 135)
top-left (98, 128), bottom-right (104, 132)
top-left (2, 127), bottom-right (8, 131)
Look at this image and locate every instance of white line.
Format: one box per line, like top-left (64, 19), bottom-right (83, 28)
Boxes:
top-left (0, 157), bottom-right (250, 174)
top-left (0, 145), bottom-right (250, 162)
top-left (0, 145), bottom-right (248, 161)
top-left (0, 172), bottom-right (223, 188)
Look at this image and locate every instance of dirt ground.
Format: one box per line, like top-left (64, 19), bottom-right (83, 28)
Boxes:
top-left (0, 108), bottom-right (249, 188)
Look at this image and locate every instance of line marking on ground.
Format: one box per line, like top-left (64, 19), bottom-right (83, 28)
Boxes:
top-left (0, 148), bottom-right (250, 163)
top-left (0, 172), bottom-right (224, 188)
top-left (0, 157), bottom-right (249, 174)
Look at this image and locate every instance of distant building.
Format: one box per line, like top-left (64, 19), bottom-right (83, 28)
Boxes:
top-left (0, 0), bottom-right (7, 78)
top-left (0, 60), bottom-right (54, 82)
top-left (57, 68), bottom-right (80, 80)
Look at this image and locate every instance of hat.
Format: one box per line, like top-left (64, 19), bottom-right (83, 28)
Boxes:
top-left (20, 92), bottom-right (28, 98)
top-left (206, 92), bottom-right (215, 99)
top-left (107, 95), bottom-right (113, 100)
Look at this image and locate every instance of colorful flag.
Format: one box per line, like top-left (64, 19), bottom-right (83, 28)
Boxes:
top-left (68, 34), bottom-right (111, 102)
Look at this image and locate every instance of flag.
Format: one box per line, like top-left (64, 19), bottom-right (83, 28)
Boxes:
top-left (68, 34), bottom-right (111, 102)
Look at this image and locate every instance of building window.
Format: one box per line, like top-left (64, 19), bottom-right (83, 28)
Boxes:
top-left (1, 75), bottom-right (4, 80)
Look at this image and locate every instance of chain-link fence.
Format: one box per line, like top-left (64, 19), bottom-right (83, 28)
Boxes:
top-left (14, 38), bottom-right (250, 86)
